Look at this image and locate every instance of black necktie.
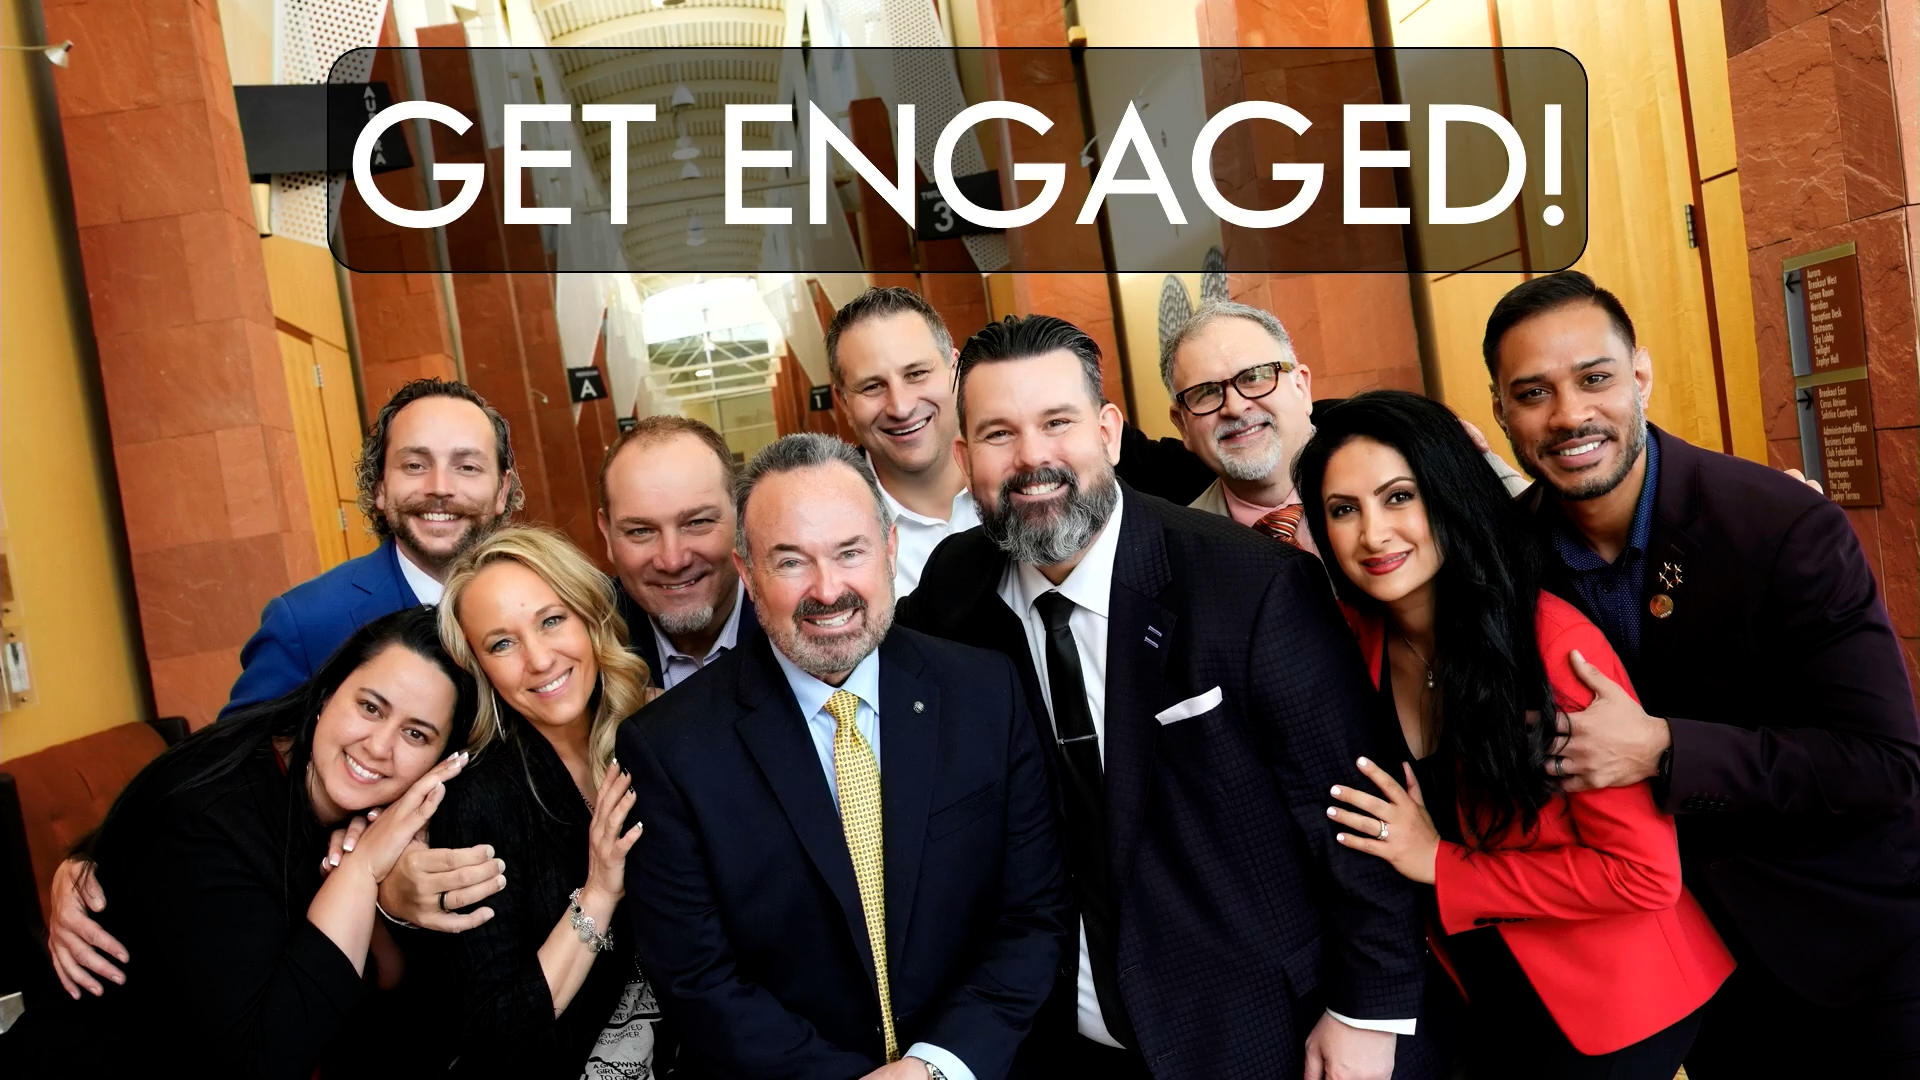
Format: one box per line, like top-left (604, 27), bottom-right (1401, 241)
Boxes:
top-left (1034, 591), bottom-right (1138, 1049)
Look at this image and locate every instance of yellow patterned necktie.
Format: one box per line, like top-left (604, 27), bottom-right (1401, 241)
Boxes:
top-left (826, 689), bottom-right (898, 1062)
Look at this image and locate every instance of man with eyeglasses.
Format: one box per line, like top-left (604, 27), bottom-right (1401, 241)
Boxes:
top-left (1158, 302), bottom-right (1526, 552)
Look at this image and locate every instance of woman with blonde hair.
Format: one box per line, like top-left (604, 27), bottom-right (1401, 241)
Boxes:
top-left (429, 524), bottom-right (662, 1078)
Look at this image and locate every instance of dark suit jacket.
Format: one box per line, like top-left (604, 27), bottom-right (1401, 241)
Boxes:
top-left (898, 485), bottom-right (1425, 1080)
top-left (1526, 427), bottom-right (1920, 1005)
top-left (222, 539), bottom-right (420, 719)
top-left (611, 575), bottom-right (762, 687)
top-left (617, 628), bottom-right (1070, 1080)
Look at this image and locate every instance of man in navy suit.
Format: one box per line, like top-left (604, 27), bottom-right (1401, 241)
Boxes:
top-left (619, 433), bottom-right (1069, 1080)
top-left (1484, 272), bottom-right (1920, 1075)
top-left (221, 378), bottom-right (522, 718)
top-left (597, 415), bottom-right (763, 687)
top-left (899, 316), bottom-right (1426, 1080)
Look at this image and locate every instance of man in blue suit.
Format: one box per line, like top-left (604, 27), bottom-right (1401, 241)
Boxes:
top-left (221, 378), bottom-right (521, 718)
top-left (620, 434), bottom-right (1069, 1080)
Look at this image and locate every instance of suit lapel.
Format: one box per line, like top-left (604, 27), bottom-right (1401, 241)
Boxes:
top-left (1105, 492), bottom-right (1175, 884)
top-left (1636, 429), bottom-right (1705, 704)
top-left (351, 539), bottom-right (409, 626)
top-left (878, 632), bottom-right (937, 961)
top-left (732, 636), bottom-right (872, 974)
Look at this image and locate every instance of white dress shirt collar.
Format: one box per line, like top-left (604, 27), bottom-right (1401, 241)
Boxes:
top-left (769, 641), bottom-right (882, 733)
top-left (1004, 488), bottom-right (1124, 622)
top-left (394, 544), bottom-right (444, 605)
top-left (649, 587), bottom-right (745, 689)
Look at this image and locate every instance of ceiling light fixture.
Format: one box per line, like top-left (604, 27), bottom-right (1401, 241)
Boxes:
top-left (685, 214), bottom-right (706, 247)
top-left (671, 84), bottom-right (696, 110)
top-left (671, 133), bottom-right (700, 161)
top-left (694, 367), bottom-right (714, 378)
top-left (680, 160), bottom-right (702, 180)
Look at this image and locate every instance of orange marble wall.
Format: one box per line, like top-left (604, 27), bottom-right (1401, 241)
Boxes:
top-left (41, 0), bottom-right (317, 726)
top-left (1723, 0), bottom-right (1920, 686)
top-left (973, 0), bottom-right (1129, 418)
top-left (1194, 0), bottom-right (1425, 400)
top-left (335, 29), bottom-right (458, 420)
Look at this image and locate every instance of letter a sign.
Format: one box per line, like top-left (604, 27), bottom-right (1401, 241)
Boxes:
top-left (567, 366), bottom-right (608, 403)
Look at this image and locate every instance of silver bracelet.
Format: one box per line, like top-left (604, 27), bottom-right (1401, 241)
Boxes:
top-left (375, 901), bottom-right (420, 930)
top-left (568, 888), bottom-right (615, 953)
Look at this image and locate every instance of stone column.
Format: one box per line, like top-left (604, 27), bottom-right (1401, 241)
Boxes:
top-left (973, 0), bottom-right (1128, 417)
top-left (42, 0), bottom-right (319, 726)
top-left (1723, 0), bottom-right (1919, 689)
top-left (1194, 0), bottom-right (1423, 401)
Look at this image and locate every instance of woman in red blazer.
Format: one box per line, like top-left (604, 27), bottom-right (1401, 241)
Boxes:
top-left (1294, 392), bottom-right (1733, 1079)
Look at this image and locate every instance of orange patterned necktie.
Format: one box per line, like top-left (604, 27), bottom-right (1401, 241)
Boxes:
top-left (1254, 503), bottom-right (1306, 547)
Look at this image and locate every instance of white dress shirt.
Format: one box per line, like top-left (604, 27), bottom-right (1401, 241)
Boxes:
top-left (649, 591), bottom-right (745, 690)
top-left (395, 545), bottom-right (444, 605)
top-left (882, 483), bottom-right (981, 599)
top-left (770, 647), bottom-right (975, 1080)
top-left (997, 490), bottom-right (1414, 1046)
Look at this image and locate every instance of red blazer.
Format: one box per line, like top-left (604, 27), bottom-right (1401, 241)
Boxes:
top-left (1355, 591), bottom-right (1734, 1055)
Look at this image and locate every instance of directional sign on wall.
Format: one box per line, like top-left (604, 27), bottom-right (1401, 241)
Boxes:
top-left (568, 366), bottom-right (609, 403)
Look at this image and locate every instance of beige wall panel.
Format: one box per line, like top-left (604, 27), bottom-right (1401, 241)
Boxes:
top-left (1675, 0), bottom-right (1739, 180)
top-left (278, 331), bottom-right (349, 569)
top-left (1425, 270), bottom-right (1526, 470)
top-left (262, 236), bottom-right (351, 350)
top-left (1701, 173), bottom-right (1767, 461)
top-left (315, 339), bottom-right (365, 502)
top-left (1496, 0), bottom-right (1722, 451)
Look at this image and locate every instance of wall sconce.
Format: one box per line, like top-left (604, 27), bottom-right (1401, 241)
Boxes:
top-left (0, 39), bottom-right (72, 67)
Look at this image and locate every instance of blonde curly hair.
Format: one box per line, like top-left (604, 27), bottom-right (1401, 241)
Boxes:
top-left (438, 525), bottom-right (650, 792)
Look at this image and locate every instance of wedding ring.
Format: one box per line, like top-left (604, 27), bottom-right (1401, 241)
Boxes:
top-left (438, 891), bottom-right (450, 913)
top-left (1377, 821), bottom-right (1390, 841)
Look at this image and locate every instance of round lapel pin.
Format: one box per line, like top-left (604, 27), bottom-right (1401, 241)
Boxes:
top-left (1650, 594), bottom-right (1675, 619)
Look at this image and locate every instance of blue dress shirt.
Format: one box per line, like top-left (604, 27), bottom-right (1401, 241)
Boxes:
top-left (771, 646), bottom-right (975, 1080)
top-left (1547, 432), bottom-right (1660, 659)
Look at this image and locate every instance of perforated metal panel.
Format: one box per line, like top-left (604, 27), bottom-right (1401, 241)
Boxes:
top-left (271, 0), bottom-right (391, 247)
top-left (1202, 246), bottom-right (1228, 303)
top-left (1158, 274), bottom-right (1193, 348)
top-left (825, 0), bottom-right (1006, 271)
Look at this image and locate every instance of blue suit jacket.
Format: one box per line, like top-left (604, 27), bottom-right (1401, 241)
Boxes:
top-left (221, 539), bottom-right (421, 719)
top-left (618, 627), bottom-right (1069, 1080)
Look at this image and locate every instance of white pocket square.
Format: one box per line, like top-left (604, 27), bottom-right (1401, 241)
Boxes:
top-left (1155, 686), bottom-right (1223, 725)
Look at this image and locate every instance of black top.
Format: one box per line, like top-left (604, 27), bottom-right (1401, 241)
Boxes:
top-left (1375, 660), bottom-right (1560, 1037)
top-left (427, 717), bottom-right (646, 1078)
top-left (10, 742), bottom-right (364, 1078)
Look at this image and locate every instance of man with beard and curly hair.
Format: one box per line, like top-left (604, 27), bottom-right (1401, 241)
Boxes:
top-left (221, 378), bottom-right (521, 718)
top-left (899, 315), bottom-right (1430, 1080)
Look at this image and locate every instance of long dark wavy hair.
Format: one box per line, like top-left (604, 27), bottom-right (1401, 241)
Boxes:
top-left (75, 606), bottom-right (479, 881)
top-left (1295, 390), bottom-right (1558, 844)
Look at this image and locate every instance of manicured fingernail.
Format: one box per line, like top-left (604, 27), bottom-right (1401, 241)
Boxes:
top-left (1358, 757), bottom-right (1372, 768)
top-left (1336, 833), bottom-right (1349, 843)
top-left (330, 854), bottom-right (340, 866)
top-left (1327, 807), bottom-right (1338, 818)
top-left (1330, 786), bottom-right (1342, 796)
top-left (343, 839), bottom-right (354, 852)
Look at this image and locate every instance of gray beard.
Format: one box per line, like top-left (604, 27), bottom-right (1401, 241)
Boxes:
top-left (653, 604), bottom-right (717, 636)
top-left (1215, 434), bottom-right (1286, 483)
top-left (981, 467), bottom-right (1120, 569)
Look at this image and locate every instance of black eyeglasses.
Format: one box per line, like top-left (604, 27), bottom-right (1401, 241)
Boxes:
top-left (1173, 361), bottom-right (1295, 416)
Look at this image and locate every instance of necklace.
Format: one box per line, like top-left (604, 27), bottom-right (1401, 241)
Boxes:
top-left (1398, 632), bottom-right (1436, 690)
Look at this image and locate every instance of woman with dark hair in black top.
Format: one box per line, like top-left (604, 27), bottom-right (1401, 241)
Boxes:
top-left (2, 605), bottom-right (479, 1078)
